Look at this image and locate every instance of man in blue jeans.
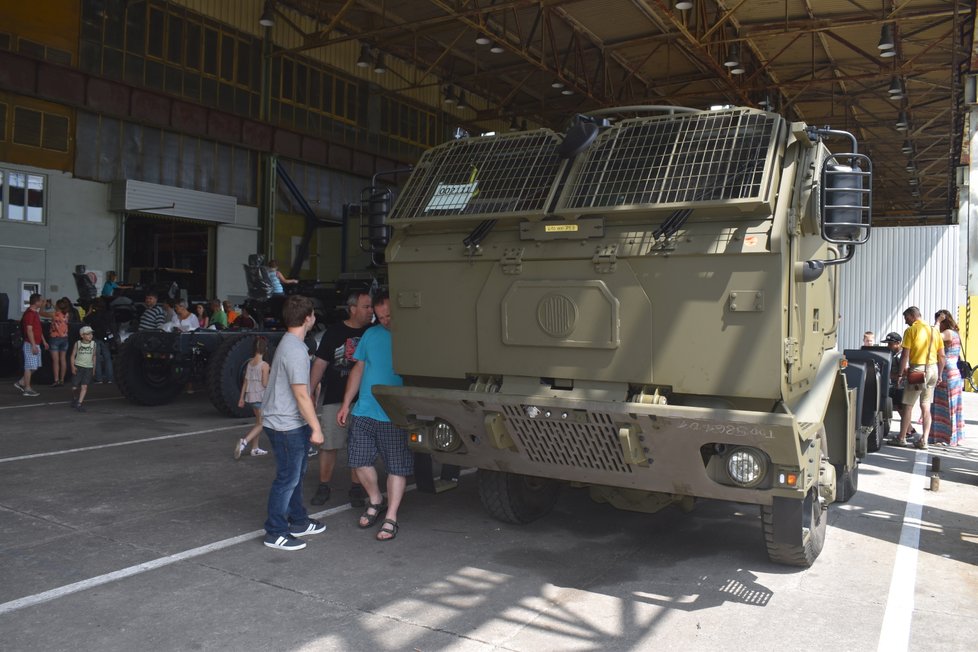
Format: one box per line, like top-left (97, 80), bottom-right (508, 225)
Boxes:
top-left (261, 295), bottom-right (326, 551)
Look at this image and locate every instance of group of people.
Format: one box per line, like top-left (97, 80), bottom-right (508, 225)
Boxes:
top-left (871, 306), bottom-right (967, 449)
top-left (236, 290), bottom-right (410, 551)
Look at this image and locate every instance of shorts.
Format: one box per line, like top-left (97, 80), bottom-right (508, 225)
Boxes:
top-left (246, 401), bottom-right (262, 410)
top-left (48, 337), bottom-right (69, 353)
top-left (72, 367), bottom-right (93, 388)
top-left (347, 415), bottom-right (413, 476)
top-left (319, 403), bottom-right (348, 450)
top-left (902, 363), bottom-right (938, 406)
top-left (22, 343), bottom-right (42, 371)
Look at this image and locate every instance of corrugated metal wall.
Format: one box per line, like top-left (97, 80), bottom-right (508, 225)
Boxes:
top-left (838, 225), bottom-right (961, 349)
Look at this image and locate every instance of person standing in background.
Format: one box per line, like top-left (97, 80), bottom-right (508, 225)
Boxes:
top-left (931, 310), bottom-right (965, 446)
top-left (15, 293), bottom-right (47, 397)
top-left (895, 306), bottom-right (945, 449)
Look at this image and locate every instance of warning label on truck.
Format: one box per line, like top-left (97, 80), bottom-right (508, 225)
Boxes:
top-left (425, 181), bottom-right (479, 211)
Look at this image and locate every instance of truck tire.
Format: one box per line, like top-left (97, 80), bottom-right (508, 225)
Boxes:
top-left (116, 341), bottom-right (185, 406)
top-left (868, 422), bottom-right (885, 453)
top-left (206, 334), bottom-right (257, 418)
top-left (477, 469), bottom-right (561, 524)
top-left (761, 488), bottom-right (826, 567)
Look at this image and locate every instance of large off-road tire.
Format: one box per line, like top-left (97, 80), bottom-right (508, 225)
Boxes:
top-left (761, 488), bottom-right (827, 567)
top-left (116, 340), bottom-right (185, 406)
top-left (868, 422), bottom-right (885, 453)
top-left (206, 334), bottom-right (259, 418)
top-left (477, 469), bottom-right (561, 524)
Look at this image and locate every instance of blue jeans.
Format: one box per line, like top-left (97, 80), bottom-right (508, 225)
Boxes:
top-left (96, 341), bottom-right (114, 382)
top-left (263, 424), bottom-right (312, 537)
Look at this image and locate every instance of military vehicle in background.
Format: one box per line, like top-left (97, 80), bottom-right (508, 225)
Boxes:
top-left (372, 106), bottom-right (874, 566)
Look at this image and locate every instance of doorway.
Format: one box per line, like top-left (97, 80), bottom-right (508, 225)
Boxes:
top-left (122, 214), bottom-right (214, 301)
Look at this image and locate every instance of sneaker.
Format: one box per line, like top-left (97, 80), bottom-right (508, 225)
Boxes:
top-left (310, 483), bottom-right (332, 505)
top-left (13, 381), bottom-right (25, 393)
top-left (348, 484), bottom-right (367, 508)
top-left (289, 519), bottom-right (326, 537)
top-left (23, 389), bottom-right (40, 397)
top-left (234, 439), bottom-right (247, 460)
top-left (75, 404), bottom-right (87, 412)
top-left (70, 399), bottom-right (78, 409)
top-left (250, 447), bottom-right (268, 456)
top-left (263, 534), bottom-right (306, 551)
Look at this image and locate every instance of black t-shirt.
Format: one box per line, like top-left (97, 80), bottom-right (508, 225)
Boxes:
top-left (314, 321), bottom-right (369, 404)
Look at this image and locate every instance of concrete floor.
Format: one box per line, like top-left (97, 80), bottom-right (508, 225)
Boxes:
top-left (1, 379), bottom-right (976, 651)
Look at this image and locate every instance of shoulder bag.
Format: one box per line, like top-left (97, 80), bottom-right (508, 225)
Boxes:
top-left (906, 326), bottom-right (934, 385)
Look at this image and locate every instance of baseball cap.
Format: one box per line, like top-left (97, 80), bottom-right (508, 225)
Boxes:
top-left (79, 325), bottom-right (93, 335)
top-left (883, 331), bottom-right (901, 343)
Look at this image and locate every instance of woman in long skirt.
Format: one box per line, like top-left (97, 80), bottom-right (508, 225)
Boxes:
top-left (931, 310), bottom-right (965, 446)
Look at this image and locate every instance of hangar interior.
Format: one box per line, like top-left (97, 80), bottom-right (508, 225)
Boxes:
top-left (0, 0), bottom-right (974, 310)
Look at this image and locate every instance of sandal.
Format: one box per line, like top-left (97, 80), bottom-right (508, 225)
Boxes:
top-left (358, 500), bottom-right (387, 529)
top-left (376, 518), bottom-right (398, 541)
top-left (914, 439), bottom-right (928, 450)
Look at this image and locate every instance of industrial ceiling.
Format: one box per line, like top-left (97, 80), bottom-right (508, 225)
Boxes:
top-left (275, 0), bottom-right (974, 223)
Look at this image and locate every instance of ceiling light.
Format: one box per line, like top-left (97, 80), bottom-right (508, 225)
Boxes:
top-left (520, 119), bottom-right (528, 131)
top-left (475, 35), bottom-right (491, 46)
top-left (731, 64), bottom-right (745, 75)
top-left (443, 85), bottom-right (457, 105)
top-left (724, 44), bottom-right (740, 68)
top-left (259, 0), bottom-right (275, 27)
top-left (676, 1), bottom-right (693, 10)
top-left (552, 80), bottom-right (564, 89)
top-left (561, 88), bottom-right (573, 95)
top-left (490, 43), bottom-right (504, 54)
top-left (456, 90), bottom-right (468, 110)
top-left (905, 160), bottom-right (915, 172)
top-left (888, 76), bottom-right (904, 98)
top-left (895, 110), bottom-right (909, 131)
top-left (356, 44), bottom-right (372, 68)
top-left (878, 24), bottom-right (895, 51)
top-left (509, 116), bottom-right (519, 131)
top-left (373, 52), bottom-right (386, 74)
top-left (901, 140), bottom-right (913, 155)
top-left (758, 94), bottom-right (772, 108)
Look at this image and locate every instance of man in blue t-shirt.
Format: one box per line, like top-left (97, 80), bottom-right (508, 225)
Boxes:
top-left (337, 291), bottom-right (410, 542)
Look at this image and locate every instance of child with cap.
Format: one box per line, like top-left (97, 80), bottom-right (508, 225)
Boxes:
top-left (70, 326), bottom-right (97, 412)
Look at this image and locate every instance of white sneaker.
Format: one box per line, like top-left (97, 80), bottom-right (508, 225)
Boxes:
top-left (234, 439), bottom-right (247, 460)
top-left (250, 447), bottom-right (268, 456)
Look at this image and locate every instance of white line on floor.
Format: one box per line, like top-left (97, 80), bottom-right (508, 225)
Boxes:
top-left (877, 449), bottom-right (929, 652)
top-left (0, 470), bottom-right (472, 615)
top-left (0, 424), bottom-right (244, 464)
top-left (0, 502), bottom-right (354, 616)
top-left (0, 396), bottom-right (126, 411)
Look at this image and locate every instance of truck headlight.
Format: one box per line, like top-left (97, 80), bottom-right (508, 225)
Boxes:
top-left (726, 447), bottom-right (767, 487)
top-left (431, 420), bottom-right (461, 452)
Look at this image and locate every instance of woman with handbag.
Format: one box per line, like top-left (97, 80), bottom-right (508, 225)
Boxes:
top-left (931, 310), bottom-right (965, 446)
top-left (895, 306), bottom-right (946, 449)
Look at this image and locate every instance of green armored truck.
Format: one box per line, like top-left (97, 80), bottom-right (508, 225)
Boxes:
top-left (373, 106), bottom-right (872, 566)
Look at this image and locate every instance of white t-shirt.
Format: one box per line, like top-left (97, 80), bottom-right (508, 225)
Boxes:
top-left (170, 313), bottom-right (200, 332)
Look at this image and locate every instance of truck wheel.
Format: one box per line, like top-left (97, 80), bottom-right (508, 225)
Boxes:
top-left (477, 469), bottom-right (561, 524)
top-left (206, 335), bottom-right (256, 418)
top-left (833, 460), bottom-right (859, 503)
top-left (116, 341), bottom-right (185, 406)
top-left (761, 488), bottom-right (826, 567)
top-left (868, 422), bottom-right (885, 453)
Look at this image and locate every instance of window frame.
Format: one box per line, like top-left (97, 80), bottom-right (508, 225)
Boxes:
top-left (0, 167), bottom-right (47, 225)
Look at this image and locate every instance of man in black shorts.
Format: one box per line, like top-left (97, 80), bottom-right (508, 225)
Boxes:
top-left (308, 291), bottom-right (374, 506)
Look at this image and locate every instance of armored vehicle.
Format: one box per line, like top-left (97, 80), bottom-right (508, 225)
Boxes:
top-left (372, 106), bottom-right (873, 566)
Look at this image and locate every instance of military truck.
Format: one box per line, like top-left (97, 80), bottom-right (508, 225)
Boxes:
top-left (372, 106), bottom-right (873, 566)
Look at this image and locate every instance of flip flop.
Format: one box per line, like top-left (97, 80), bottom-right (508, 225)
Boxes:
top-left (358, 500), bottom-right (387, 529)
top-left (376, 519), bottom-right (398, 541)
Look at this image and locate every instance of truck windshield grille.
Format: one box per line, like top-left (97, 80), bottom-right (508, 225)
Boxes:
top-left (559, 109), bottom-right (779, 211)
top-left (388, 131), bottom-right (564, 221)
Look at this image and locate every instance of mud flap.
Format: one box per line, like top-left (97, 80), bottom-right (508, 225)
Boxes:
top-left (770, 496), bottom-right (804, 545)
top-left (413, 453), bottom-right (461, 494)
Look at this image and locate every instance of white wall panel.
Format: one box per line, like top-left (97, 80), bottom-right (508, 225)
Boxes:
top-left (839, 225), bottom-right (960, 349)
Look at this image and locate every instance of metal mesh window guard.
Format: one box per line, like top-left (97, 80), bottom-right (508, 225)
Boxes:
top-left (559, 109), bottom-right (780, 213)
top-left (389, 131), bottom-right (565, 221)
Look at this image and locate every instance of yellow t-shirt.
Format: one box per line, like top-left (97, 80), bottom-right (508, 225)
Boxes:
top-left (902, 321), bottom-right (943, 365)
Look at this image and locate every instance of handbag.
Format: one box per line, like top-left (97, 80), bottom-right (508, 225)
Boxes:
top-left (906, 326), bottom-right (935, 386)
